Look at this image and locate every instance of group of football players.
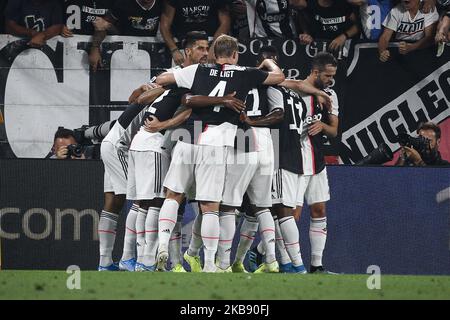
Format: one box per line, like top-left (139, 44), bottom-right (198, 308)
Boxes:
top-left (96, 31), bottom-right (339, 274)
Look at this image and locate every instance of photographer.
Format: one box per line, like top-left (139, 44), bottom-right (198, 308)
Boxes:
top-left (396, 122), bottom-right (450, 166)
top-left (49, 128), bottom-right (87, 159)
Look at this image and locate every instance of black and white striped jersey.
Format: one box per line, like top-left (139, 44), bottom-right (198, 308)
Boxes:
top-left (298, 88), bottom-right (339, 175)
top-left (129, 87), bottom-right (189, 152)
top-left (245, 85), bottom-right (284, 120)
top-left (246, 0), bottom-right (297, 38)
top-left (109, 66), bottom-right (182, 152)
top-left (272, 86), bottom-right (307, 174)
top-left (173, 63), bottom-right (268, 145)
top-left (103, 103), bottom-right (147, 152)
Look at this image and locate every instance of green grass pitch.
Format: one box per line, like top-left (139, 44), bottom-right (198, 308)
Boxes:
top-left (1, 271), bottom-right (450, 300)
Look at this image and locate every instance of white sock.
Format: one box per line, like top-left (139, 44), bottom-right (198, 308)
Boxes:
top-left (135, 207), bottom-right (147, 263)
top-left (310, 217), bottom-right (327, 267)
top-left (257, 240), bottom-right (266, 255)
top-left (201, 212), bottom-right (220, 269)
top-left (279, 216), bottom-right (303, 267)
top-left (234, 214), bottom-right (258, 263)
top-left (217, 211), bottom-right (236, 269)
top-left (98, 210), bottom-right (119, 266)
top-left (158, 199), bottom-right (179, 253)
top-left (121, 204), bottom-right (139, 261)
top-left (187, 212), bottom-right (203, 257)
top-left (169, 217), bottom-right (183, 266)
top-left (142, 207), bottom-right (160, 267)
top-left (256, 209), bottom-right (276, 263)
top-left (274, 215), bottom-right (292, 265)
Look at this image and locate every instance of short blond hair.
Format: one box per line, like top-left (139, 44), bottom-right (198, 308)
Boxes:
top-left (213, 34), bottom-right (238, 58)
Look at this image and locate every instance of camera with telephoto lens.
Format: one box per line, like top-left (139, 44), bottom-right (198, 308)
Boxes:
top-left (356, 142), bottom-right (393, 165)
top-left (66, 143), bottom-right (84, 158)
top-left (397, 132), bottom-right (431, 155)
top-left (62, 120), bottom-right (115, 159)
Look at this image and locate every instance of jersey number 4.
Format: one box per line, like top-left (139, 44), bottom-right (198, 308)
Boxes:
top-left (209, 81), bottom-right (227, 112)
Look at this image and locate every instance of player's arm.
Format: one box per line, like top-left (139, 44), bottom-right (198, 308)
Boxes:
top-left (280, 79), bottom-right (332, 109)
top-left (128, 83), bottom-right (160, 104)
top-left (155, 72), bottom-right (176, 86)
top-left (182, 92), bottom-right (245, 113)
top-left (156, 64), bottom-right (199, 87)
top-left (258, 59), bottom-right (286, 85)
top-left (136, 86), bottom-right (166, 105)
top-left (242, 108), bottom-right (284, 127)
top-left (144, 107), bottom-right (192, 133)
top-left (309, 114), bottom-right (338, 138)
top-left (242, 86), bottom-right (284, 127)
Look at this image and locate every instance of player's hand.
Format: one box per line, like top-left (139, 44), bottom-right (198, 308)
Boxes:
top-left (144, 116), bottom-right (164, 133)
top-left (28, 32), bottom-right (46, 48)
top-left (299, 33), bottom-right (313, 45)
top-left (61, 26), bottom-right (74, 38)
top-left (89, 47), bottom-right (103, 72)
top-left (221, 92), bottom-right (246, 114)
top-left (308, 121), bottom-right (324, 136)
top-left (379, 49), bottom-right (390, 62)
top-left (329, 34), bottom-right (346, 52)
top-left (172, 50), bottom-right (185, 66)
top-left (403, 146), bottom-right (423, 165)
top-left (398, 42), bottom-right (413, 55)
top-left (56, 146), bottom-right (69, 159)
top-left (317, 92), bottom-right (332, 111)
top-left (129, 83), bottom-right (161, 104)
top-left (239, 111), bottom-right (254, 125)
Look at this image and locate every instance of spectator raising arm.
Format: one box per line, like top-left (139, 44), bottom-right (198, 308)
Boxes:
top-left (214, 6), bottom-right (231, 39)
top-left (89, 16), bottom-right (115, 72)
top-left (160, 2), bottom-right (184, 65)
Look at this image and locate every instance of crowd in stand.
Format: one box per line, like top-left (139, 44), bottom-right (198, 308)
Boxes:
top-left (0, 0), bottom-right (448, 61)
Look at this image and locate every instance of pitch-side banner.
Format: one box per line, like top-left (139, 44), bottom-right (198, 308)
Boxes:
top-left (0, 35), bottom-right (347, 159)
top-left (340, 42), bottom-right (450, 164)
